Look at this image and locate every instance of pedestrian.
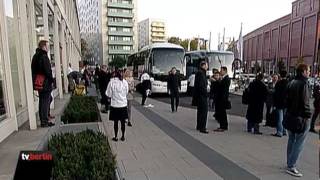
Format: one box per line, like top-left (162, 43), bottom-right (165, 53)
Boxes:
top-left (106, 70), bottom-right (129, 142)
top-left (310, 75), bottom-right (320, 133)
top-left (193, 60), bottom-right (209, 134)
top-left (82, 64), bottom-right (91, 94)
top-left (94, 64), bottom-right (100, 91)
top-left (167, 67), bottom-right (181, 112)
top-left (124, 69), bottom-right (134, 126)
top-left (140, 71), bottom-right (151, 106)
top-left (283, 63), bottom-right (311, 177)
top-left (209, 69), bottom-right (220, 110)
top-left (31, 40), bottom-right (55, 127)
top-left (214, 66), bottom-right (231, 132)
top-left (99, 65), bottom-right (111, 113)
top-left (265, 74), bottom-right (278, 126)
top-left (272, 71), bottom-right (288, 137)
top-left (246, 72), bottom-right (268, 134)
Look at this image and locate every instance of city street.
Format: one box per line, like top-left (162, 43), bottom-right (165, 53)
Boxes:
top-left (103, 94), bottom-right (319, 180)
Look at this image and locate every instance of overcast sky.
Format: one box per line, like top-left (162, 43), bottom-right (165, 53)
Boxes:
top-left (138, 0), bottom-right (294, 50)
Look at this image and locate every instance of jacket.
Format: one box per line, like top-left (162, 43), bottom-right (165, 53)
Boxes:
top-left (215, 75), bottom-right (231, 109)
top-left (31, 48), bottom-right (53, 92)
top-left (273, 79), bottom-right (289, 109)
top-left (192, 69), bottom-right (207, 106)
top-left (286, 76), bottom-right (311, 119)
top-left (167, 74), bottom-right (181, 93)
top-left (106, 78), bottom-right (129, 108)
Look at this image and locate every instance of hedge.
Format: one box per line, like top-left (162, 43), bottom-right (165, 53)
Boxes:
top-left (61, 96), bottom-right (100, 124)
top-left (49, 130), bottom-right (116, 180)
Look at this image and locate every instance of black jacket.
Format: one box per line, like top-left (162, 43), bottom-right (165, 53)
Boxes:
top-left (167, 74), bottom-right (181, 93)
top-left (31, 48), bottom-right (53, 92)
top-left (273, 79), bottom-right (289, 109)
top-left (209, 79), bottom-right (219, 99)
top-left (215, 75), bottom-right (231, 109)
top-left (192, 69), bottom-right (207, 106)
top-left (286, 76), bottom-right (311, 119)
top-left (246, 79), bottom-right (268, 123)
top-left (98, 70), bottom-right (111, 92)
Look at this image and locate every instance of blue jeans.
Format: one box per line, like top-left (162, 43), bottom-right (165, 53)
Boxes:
top-left (287, 122), bottom-right (310, 168)
top-left (275, 109), bottom-right (287, 136)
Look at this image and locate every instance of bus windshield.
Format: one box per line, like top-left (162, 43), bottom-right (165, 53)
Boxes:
top-left (152, 48), bottom-right (184, 75)
top-left (207, 53), bottom-right (234, 76)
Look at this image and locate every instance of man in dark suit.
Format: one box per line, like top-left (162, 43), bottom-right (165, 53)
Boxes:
top-left (214, 66), bottom-right (231, 132)
top-left (98, 65), bottom-right (111, 113)
top-left (167, 67), bottom-right (181, 112)
top-left (193, 61), bottom-right (209, 133)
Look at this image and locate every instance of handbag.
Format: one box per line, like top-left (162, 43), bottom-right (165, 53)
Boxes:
top-left (34, 74), bottom-right (45, 91)
top-left (283, 113), bottom-right (307, 133)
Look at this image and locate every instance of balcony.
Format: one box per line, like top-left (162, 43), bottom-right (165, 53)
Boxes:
top-left (109, 49), bottom-right (134, 55)
top-left (151, 33), bottom-right (165, 37)
top-left (108, 2), bottom-right (133, 9)
top-left (108, 40), bottom-right (133, 46)
top-left (108, 31), bottom-right (133, 36)
top-left (108, 21), bottom-right (133, 27)
top-left (151, 28), bottom-right (165, 32)
top-left (107, 11), bottom-right (134, 18)
top-left (151, 22), bottom-right (165, 27)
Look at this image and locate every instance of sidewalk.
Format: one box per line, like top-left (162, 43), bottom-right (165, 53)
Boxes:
top-left (103, 96), bottom-right (318, 180)
top-left (0, 95), bottom-right (70, 180)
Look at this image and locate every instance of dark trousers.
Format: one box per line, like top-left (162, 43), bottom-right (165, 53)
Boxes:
top-left (247, 121), bottom-right (260, 133)
top-left (141, 91), bottom-right (147, 105)
top-left (100, 88), bottom-right (108, 111)
top-left (170, 92), bottom-right (179, 112)
top-left (215, 106), bottom-right (228, 130)
top-left (114, 119), bottom-right (125, 138)
top-left (197, 99), bottom-right (208, 130)
top-left (39, 91), bottom-right (51, 125)
top-left (311, 108), bottom-right (320, 130)
top-left (265, 104), bottom-right (272, 124)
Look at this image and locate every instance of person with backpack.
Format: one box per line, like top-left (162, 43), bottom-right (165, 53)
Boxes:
top-left (283, 63), bottom-right (311, 177)
top-left (31, 40), bottom-right (55, 127)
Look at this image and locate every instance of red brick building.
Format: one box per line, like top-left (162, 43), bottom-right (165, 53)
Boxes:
top-left (243, 0), bottom-right (320, 75)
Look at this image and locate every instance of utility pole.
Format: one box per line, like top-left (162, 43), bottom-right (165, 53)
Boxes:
top-left (222, 28), bottom-right (225, 51)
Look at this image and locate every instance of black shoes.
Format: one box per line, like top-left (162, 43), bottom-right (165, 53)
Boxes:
top-left (120, 137), bottom-right (125, 141)
top-left (214, 128), bottom-right (227, 132)
top-left (40, 122), bottom-right (55, 127)
top-left (112, 137), bottom-right (118, 142)
top-left (199, 129), bottom-right (209, 134)
top-left (128, 122), bottom-right (132, 127)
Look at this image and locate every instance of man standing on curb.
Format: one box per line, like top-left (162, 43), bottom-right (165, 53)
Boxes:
top-left (283, 63), bottom-right (311, 177)
top-left (193, 61), bottom-right (209, 134)
top-left (31, 40), bottom-right (55, 127)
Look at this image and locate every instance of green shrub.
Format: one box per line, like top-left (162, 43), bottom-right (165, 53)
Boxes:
top-left (49, 130), bottom-right (116, 180)
top-left (61, 96), bottom-right (100, 124)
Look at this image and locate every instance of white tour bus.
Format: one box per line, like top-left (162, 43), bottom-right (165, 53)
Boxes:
top-left (127, 43), bottom-right (188, 94)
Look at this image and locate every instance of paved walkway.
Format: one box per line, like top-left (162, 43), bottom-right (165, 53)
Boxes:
top-left (103, 96), bottom-right (319, 180)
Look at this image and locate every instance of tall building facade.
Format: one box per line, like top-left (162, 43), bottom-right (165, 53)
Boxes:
top-left (243, 0), bottom-right (319, 75)
top-left (77, 0), bottom-right (103, 65)
top-left (101, 0), bottom-right (138, 65)
top-left (0, 0), bottom-right (81, 143)
top-left (138, 19), bottom-right (167, 50)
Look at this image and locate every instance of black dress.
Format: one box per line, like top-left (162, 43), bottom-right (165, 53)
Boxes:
top-left (109, 107), bottom-right (128, 121)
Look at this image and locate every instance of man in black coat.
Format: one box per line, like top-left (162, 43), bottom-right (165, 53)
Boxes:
top-left (246, 72), bottom-right (268, 134)
top-left (193, 61), bottom-right (209, 133)
top-left (98, 65), bottom-right (111, 113)
top-left (214, 66), bottom-right (231, 132)
top-left (167, 67), bottom-right (181, 112)
top-left (31, 40), bottom-right (54, 127)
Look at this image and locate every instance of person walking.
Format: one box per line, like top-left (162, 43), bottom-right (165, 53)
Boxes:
top-left (246, 72), bottom-right (268, 134)
top-left (106, 70), bottom-right (129, 142)
top-left (272, 71), bottom-right (288, 137)
top-left (283, 63), bottom-right (311, 177)
top-left (310, 77), bottom-right (320, 133)
top-left (82, 64), bottom-right (91, 94)
top-left (124, 69), bottom-right (134, 126)
top-left (99, 65), bottom-right (111, 113)
top-left (167, 67), bottom-right (181, 112)
top-left (31, 40), bottom-right (55, 127)
top-left (209, 69), bottom-right (220, 111)
top-left (193, 61), bottom-right (209, 133)
top-left (214, 66), bottom-right (231, 132)
top-left (265, 74), bottom-right (278, 126)
top-left (140, 71), bottom-right (151, 106)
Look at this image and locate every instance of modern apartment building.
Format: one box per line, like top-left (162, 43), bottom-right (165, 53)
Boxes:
top-left (101, 0), bottom-right (138, 65)
top-left (138, 19), bottom-right (167, 50)
top-left (0, 0), bottom-right (81, 143)
top-left (77, 0), bottom-right (103, 65)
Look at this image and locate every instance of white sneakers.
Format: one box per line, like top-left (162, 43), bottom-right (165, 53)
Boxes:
top-left (144, 104), bottom-right (154, 108)
top-left (286, 167), bottom-right (303, 177)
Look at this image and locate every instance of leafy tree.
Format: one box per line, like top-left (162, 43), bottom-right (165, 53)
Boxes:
top-left (109, 56), bottom-right (126, 68)
top-left (168, 37), bottom-right (181, 45)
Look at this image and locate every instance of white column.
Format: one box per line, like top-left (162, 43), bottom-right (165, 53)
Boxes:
top-left (18, 0), bottom-right (37, 130)
top-left (54, 6), bottom-right (63, 99)
top-left (43, 0), bottom-right (49, 42)
top-left (60, 21), bottom-right (68, 93)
